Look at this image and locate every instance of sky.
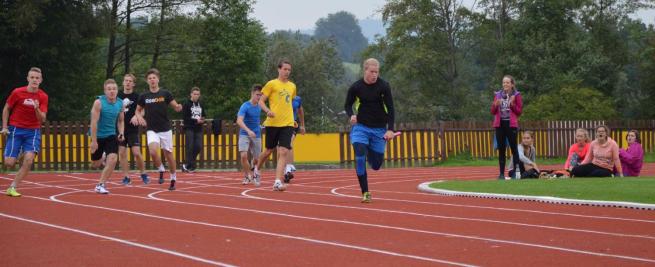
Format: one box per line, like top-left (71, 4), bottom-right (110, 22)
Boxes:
top-left (251, 0), bottom-right (655, 33)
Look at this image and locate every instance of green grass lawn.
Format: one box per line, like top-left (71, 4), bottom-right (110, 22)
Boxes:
top-left (434, 151), bottom-right (655, 167)
top-left (429, 177), bottom-right (655, 204)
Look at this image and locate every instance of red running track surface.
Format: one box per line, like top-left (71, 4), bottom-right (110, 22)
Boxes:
top-left (1, 163), bottom-right (654, 266)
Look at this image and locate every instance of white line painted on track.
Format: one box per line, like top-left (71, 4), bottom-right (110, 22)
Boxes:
top-left (0, 212), bottom-right (236, 267)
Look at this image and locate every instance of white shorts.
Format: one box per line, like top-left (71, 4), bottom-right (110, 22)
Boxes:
top-left (146, 130), bottom-right (173, 152)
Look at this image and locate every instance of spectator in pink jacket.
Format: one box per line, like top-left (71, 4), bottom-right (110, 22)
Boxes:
top-left (571, 125), bottom-right (623, 177)
top-left (564, 128), bottom-right (591, 171)
top-left (619, 130), bottom-right (643, 177)
top-left (491, 75), bottom-right (523, 179)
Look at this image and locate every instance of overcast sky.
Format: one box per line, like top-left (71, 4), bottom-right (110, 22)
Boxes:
top-left (251, 0), bottom-right (655, 33)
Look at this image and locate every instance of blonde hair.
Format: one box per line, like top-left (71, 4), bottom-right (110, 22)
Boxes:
top-left (124, 73), bottom-right (136, 82)
top-left (363, 58), bottom-right (380, 71)
top-left (575, 128), bottom-right (590, 143)
top-left (104, 78), bottom-right (117, 88)
top-left (29, 67), bottom-right (42, 74)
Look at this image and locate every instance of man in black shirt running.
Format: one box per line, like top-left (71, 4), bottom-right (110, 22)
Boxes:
top-left (118, 73), bottom-right (149, 185)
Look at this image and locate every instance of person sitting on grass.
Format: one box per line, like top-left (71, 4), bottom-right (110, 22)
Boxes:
top-left (564, 128), bottom-right (591, 172)
top-left (508, 131), bottom-right (539, 179)
top-left (571, 125), bottom-right (623, 178)
top-left (619, 130), bottom-right (643, 177)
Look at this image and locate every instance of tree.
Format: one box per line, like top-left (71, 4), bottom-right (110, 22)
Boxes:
top-left (0, 0), bottom-right (103, 121)
top-left (314, 11), bottom-right (368, 62)
top-left (522, 85), bottom-right (618, 120)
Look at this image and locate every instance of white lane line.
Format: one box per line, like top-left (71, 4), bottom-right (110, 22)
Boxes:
top-left (42, 191), bottom-right (474, 267)
top-left (0, 212), bottom-right (236, 267)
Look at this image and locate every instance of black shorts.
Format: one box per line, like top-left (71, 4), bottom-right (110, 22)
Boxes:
top-left (118, 131), bottom-right (141, 147)
top-left (91, 136), bottom-right (119, 160)
top-left (265, 127), bottom-right (294, 150)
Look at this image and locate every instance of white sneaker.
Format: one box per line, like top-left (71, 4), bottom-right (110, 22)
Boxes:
top-left (94, 184), bottom-right (109, 194)
top-left (253, 171), bottom-right (261, 187)
top-left (273, 181), bottom-right (286, 191)
top-left (289, 164), bottom-right (296, 172)
top-left (242, 175), bottom-right (252, 185)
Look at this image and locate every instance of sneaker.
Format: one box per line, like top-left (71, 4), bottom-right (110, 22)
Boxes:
top-left (141, 173), bottom-right (150, 184)
top-left (273, 181), bottom-right (286, 191)
top-left (242, 175), bottom-right (252, 185)
top-left (253, 172), bottom-right (261, 187)
top-left (121, 176), bottom-right (131, 185)
top-left (94, 184), bottom-right (109, 194)
top-left (498, 174), bottom-right (505, 180)
top-left (158, 171), bottom-right (165, 184)
top-left (181, 164), bottom-right (189, 173)
top-left (361, 192), bottom-right (371, 203)
top-left (283, 172), bottom-right (294, 183)
top-left (168, 180), bottom-right (176, 191)
top-left (6, 187), bottom-right (21, 197)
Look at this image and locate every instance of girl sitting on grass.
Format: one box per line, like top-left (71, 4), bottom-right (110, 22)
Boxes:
top-left (619, 130), bottom-right (643, 177)
top-left (571, 125), bottom-right (623, 178)
top-left (508, 131), bottom-right (539, 179)
top-left (564, 128), bottom-right (591, 171)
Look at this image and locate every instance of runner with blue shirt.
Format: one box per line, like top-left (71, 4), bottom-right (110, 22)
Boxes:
top-left (236, 85), bottom-right (264, 186)
top-left (90, 79), bottom-right (125, 194)
top-left (284, 95), bottom-right (305, 183)
top-left (344, 58), bottom-right (396, 203)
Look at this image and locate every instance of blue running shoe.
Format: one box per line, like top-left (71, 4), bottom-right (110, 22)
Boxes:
top-left (121, 176), bottom-right (131, 185)
top-left (141, 173), bottom-right (150, 184)
top-left (158, 171), bottom-right (165, 184)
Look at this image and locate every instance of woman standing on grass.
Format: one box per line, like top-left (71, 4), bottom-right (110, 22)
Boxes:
top-left (619, 130), bottom-right (644, 177)
top-left (571, 125), bottom-right (623, 177)
top-left (490, 75), bottom-right (523, 179)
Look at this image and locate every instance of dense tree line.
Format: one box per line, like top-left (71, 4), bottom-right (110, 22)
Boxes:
top-left (1, 0), bottom-right (653, 131)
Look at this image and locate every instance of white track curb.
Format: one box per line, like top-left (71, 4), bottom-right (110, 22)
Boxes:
top-left (418, 181), bottom-right (655, 211)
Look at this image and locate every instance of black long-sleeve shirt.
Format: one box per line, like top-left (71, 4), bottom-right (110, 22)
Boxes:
top-left (344, 78), bottom-right (395, 131)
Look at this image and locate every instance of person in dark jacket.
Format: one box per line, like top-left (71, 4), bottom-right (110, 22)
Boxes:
top-left (182, 87), bottom-right (206, 173)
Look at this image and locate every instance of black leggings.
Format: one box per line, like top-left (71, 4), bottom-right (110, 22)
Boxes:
top-left (496, 121), bottom-right (523, 176)
top-left (571, 163), bottom-right (612, 177)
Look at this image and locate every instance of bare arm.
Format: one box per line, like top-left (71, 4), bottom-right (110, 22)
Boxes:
top-left (117, 111), bottom-right (125, 137)
top-left (170, 99), bottom-right (182, 112)
top-left (131, 105), bottom-right (146, 126)
top-left (1, 104), bottom-right (10, 132)
top-left (89, 100), bottom-right (101, 153)
top-left (236, 116), bottom-right (255, 138)
top-left (259, 95), bottom-right (274, 117)
top-left (34, 101), bottom-right (47, 123)
top-left (298, 106), bottom-right (306, 134)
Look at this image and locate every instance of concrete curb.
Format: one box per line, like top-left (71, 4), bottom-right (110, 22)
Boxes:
top-left (418, 181), bottom-right (655, 210)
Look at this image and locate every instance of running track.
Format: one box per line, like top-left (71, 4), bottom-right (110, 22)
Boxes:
top-left (1, 164), bottom-right (654, 266)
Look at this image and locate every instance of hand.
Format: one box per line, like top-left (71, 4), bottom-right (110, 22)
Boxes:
top-left (0, 128), bottom-right (8, 135)
top-left (494, 99), bottom-right (502, 106)
top-left (33, 99), bottom-right (40, 110)
top-left (197, 118), bottom-right (205, 124)
top-left (349, 115), bottom-right (357, 125)
top-left (509, 96), bottom-right (515, 106)
top-left (266, 110), bottom-right (275, 118)
top-left (90, 141), bottom-right (98, 154)
top-left (131, 116), bottom-right (146, 126)
top-left (383, 130), bottom-right (395, 140)
top-left (247, 130), bottom-right (256, 138)
top-left (117, 133), bottom-right (125, 142)
top-left (174, 104), bottom-right (183, 112)
top-left (300, 126), bottom-right (306, 135)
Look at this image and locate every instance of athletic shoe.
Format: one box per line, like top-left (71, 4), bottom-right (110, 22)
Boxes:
top-left (242, 175), bottom-right (252, 185)
top-left (121, 176), bottom-right (131, 185)
top-left (497, 174), bottom-right (505, 180)
top-left (361, 192), bottom-right (371, 203)
top-left (283, 172), bottom-right (294, 183)
top-left (141, 173), bottom-right (150, 184)
top-left (158, 171), bottom-right (165, 184)
top-left (168, 180), bottom-right (176, 191)
top-left (273, 181), bottom-right (286, 191)
top-left (95, 184), bottom-right (109, 194)
top-left (253, 172), bottom-right (261, 187)
top-left (181, 164), bottom-right (189, 173)
top-left (6, 187), bottom-right (21, 197)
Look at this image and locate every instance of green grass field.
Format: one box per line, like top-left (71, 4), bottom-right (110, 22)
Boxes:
top-left (429, 177), bottom-right (655, 204)
top-left (434, 151), bottom-right (655, 167)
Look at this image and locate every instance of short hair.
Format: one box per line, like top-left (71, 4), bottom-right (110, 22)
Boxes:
top-left (628, 130), bottom-right (641, 144)
top-left (251, 84), bottom-right (262, 92)
top-left (363, 58), bottom-right (380, 71)
top-left (124, 73), bottom-right (136, 81)
top-left (523, 130), bottom-right (534, 139)
top-left (104, 78), bottom-right (117, 88)
top-left (277, 59), bottom-right (291, 68)
top-left (575, 128), bottom-right (590, 143)
top-left (28, 67), bottom-right (42, 74)
top-left (145, 68), bottom-right (160, 79)
top-left (190, 86), bottom-right (200, 93)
